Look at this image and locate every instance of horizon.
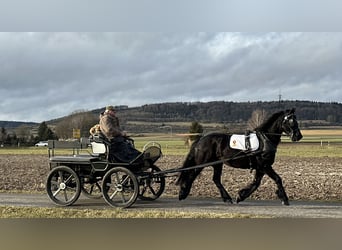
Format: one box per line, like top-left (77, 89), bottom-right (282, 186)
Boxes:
top-left (1, 99), bottom-right (342, 124)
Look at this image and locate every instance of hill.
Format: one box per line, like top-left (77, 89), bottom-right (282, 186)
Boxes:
top-left (90, 100), bottom-right (342, 133)
top-left (0, 121), bottom-right (38, 129)
top-left (90, 100), bottom-right (341, 123)
top-left (1, 100), bottom-right (342, 133)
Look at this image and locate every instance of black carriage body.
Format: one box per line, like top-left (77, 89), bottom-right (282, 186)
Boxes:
top-left (48, 137), bottom-right (162, 174)
top-left (46, 137), bottom-right (165, 208)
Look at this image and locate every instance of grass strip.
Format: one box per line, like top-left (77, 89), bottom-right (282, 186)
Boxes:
top-left (0, 206), bottom-right (265, 218)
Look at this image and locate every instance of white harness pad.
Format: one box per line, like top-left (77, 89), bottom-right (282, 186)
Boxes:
top-left (229, 133), bottom-right (259, 151)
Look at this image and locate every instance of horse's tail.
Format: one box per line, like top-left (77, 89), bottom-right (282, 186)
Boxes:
top-left (175, 136), bottom-right (201, 186)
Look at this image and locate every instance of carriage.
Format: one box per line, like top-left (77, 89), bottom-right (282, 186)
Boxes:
top-left (46, 135), bottom-right (165, 208)
top-left (46, 109), bottom-right (303, 208)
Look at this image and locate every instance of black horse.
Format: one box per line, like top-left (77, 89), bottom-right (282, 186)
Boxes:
top-left (176, 108), bottom-right (303, 205)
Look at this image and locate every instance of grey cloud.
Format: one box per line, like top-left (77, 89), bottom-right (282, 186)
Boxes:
top-left (1, 32), bottom-right (342, 122)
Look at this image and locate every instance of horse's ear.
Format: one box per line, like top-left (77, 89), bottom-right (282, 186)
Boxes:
top-left (286, 108), bottom-right (295, 114)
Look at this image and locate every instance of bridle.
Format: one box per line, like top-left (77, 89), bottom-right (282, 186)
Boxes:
top-left (282, 113), bottom-right (299, 138)
top-left (259, 113), bottom-right (298, 138)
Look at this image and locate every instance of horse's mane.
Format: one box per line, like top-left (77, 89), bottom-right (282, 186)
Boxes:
top-left (255, 110), bottom-right (285, 131)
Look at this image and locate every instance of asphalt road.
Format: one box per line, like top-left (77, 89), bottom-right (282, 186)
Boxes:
top-left (0, 193), bottom-right (341, 218)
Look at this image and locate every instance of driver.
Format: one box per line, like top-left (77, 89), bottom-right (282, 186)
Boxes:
top-left (99, 105), bottom-right (126, 139)
top-left (99, 105), bottom-right (141, 163)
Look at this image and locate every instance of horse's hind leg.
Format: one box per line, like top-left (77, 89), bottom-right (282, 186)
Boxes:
top-left (213, 164), bottom-right (233, 204)
top-left (264, 167), bottom-right (289, 205)
top-left (236, 170), bottom-right (264, 204)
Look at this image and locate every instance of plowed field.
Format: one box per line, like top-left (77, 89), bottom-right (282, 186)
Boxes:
top-left (1, 154), bottom-right (341, 201)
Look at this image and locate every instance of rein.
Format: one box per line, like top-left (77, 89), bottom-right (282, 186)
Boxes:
top-left (261, 131), bottom-right (294, 144)
top-left (152, 150), bottom-right (248, 178)
top-left (262, 132), bottom-right (289, 137)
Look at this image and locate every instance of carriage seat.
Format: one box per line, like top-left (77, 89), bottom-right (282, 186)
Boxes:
top-left (89, 135), bottom-right (162, 167)
top-left (89, 134), bottom-right (110, 158)
top-left (229, 132), bottom-right (259, 151)
top-left (89, 135), bottom-right (141, 164)
top-left (91, 141), bottom-right (107, 154)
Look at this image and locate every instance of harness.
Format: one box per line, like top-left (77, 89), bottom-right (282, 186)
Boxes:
top-left (229, 131), bottom-right (259, 151)
top-left (228, 130), bottom-right (278, 172)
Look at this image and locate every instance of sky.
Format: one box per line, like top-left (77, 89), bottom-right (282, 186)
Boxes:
top-left (1, 1), bottom-right (342, 123)
top-left (1, 32), bottom-right (342, 122)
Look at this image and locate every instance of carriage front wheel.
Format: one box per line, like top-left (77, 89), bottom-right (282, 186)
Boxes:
top-left (46, 166), bottom-right (81, 206)
top-left (81, 178), bottom-right (102, 199)
top-left (138, 165), bottom-right (165, 201)
top-left (101, 167), bottom-right (139, 208)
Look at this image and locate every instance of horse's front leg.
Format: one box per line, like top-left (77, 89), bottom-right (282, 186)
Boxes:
top-left (213, 164), bottom-right (233, 204)
top-left (178, 168), bottom-right (203, 200)
top-left (236, 170), bottom-right (264, 204)
top-left (264, 167), bottom-right (289, 205)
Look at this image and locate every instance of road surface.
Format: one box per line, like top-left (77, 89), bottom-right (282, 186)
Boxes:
top-left (0, 193), bottom-right (341, 218)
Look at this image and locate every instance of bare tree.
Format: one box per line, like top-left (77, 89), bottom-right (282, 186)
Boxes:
top-left (55, 119), bottom-right (71, 139)
top-left (55, 111), bottom-right (98, 139)
top-left (247, 109), bottom-right (268, 130)
top-left (16, 125), bottom-right (31, 142)
top-left (0, 127), bottom-right (6, 146)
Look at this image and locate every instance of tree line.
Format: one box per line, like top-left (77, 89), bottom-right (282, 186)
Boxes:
top-left (0, 111), bottom-right (98, 147)
top-left (112, 100), bottom-right (342, 125)
top-left (0, 122), bottom-right (57, 147)
top-left (2, 100), bottom-right (342, 146)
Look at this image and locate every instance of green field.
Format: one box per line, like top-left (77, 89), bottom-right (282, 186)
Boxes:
top-left (1, 130), bottom-right (342, 157)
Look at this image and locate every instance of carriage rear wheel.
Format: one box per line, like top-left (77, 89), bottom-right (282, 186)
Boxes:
top-left (101, 167), bottom-right (139, 208)
top-left (46, 166), bottom-right (81, 206)
top-left (138, 165), bottom-right (165, 201)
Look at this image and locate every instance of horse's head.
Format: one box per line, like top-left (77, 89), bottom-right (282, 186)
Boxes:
top-left (282, 108), bottom-right (303, 142)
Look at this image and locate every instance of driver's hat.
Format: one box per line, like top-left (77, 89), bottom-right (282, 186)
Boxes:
top-left (105, 105), bottom-right (115, 111)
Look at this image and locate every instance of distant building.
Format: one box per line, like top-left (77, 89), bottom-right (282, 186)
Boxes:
top-left (115, 105), bottom-right (129, 110)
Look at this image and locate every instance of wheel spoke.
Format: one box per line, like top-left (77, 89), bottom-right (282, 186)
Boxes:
top-left (50, 180), bottom-right (59, 186)
top-left (58, 171), bottom-right (63, 180)
top-left (53, 188), bottom-right (61, 197)
top-left (120, 175), bottom-right (130, 185)
top-left (148, 186), bottom-right (157, 196)
top-left (114, 172), bottom-right (120, 184)
top-left (64, 175), bottom-right (73, 185)
top-left (140, 186), bottom-right (147, 196)
top-left (88, 185), bottom-right (94, 194)
top-left (65, 186), bottom-right (76, 192)
top-left (63, 190), bottom-right (68, 201)
top-left (109, 189), bottom-right (119, 199)
top-left (120, 191), bottom-right (127, 203)
top-left (95, 182), bottom-right (102, 192)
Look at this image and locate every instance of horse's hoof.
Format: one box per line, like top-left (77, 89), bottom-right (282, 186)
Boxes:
top-left (282, 200), bottom-right (290, 206)
top-left (178, 188), bottom-right (190, 200)
top-left (224, 199), bottom-right (233, 204)
top-left (236, 196), bottom-right (242, 204)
